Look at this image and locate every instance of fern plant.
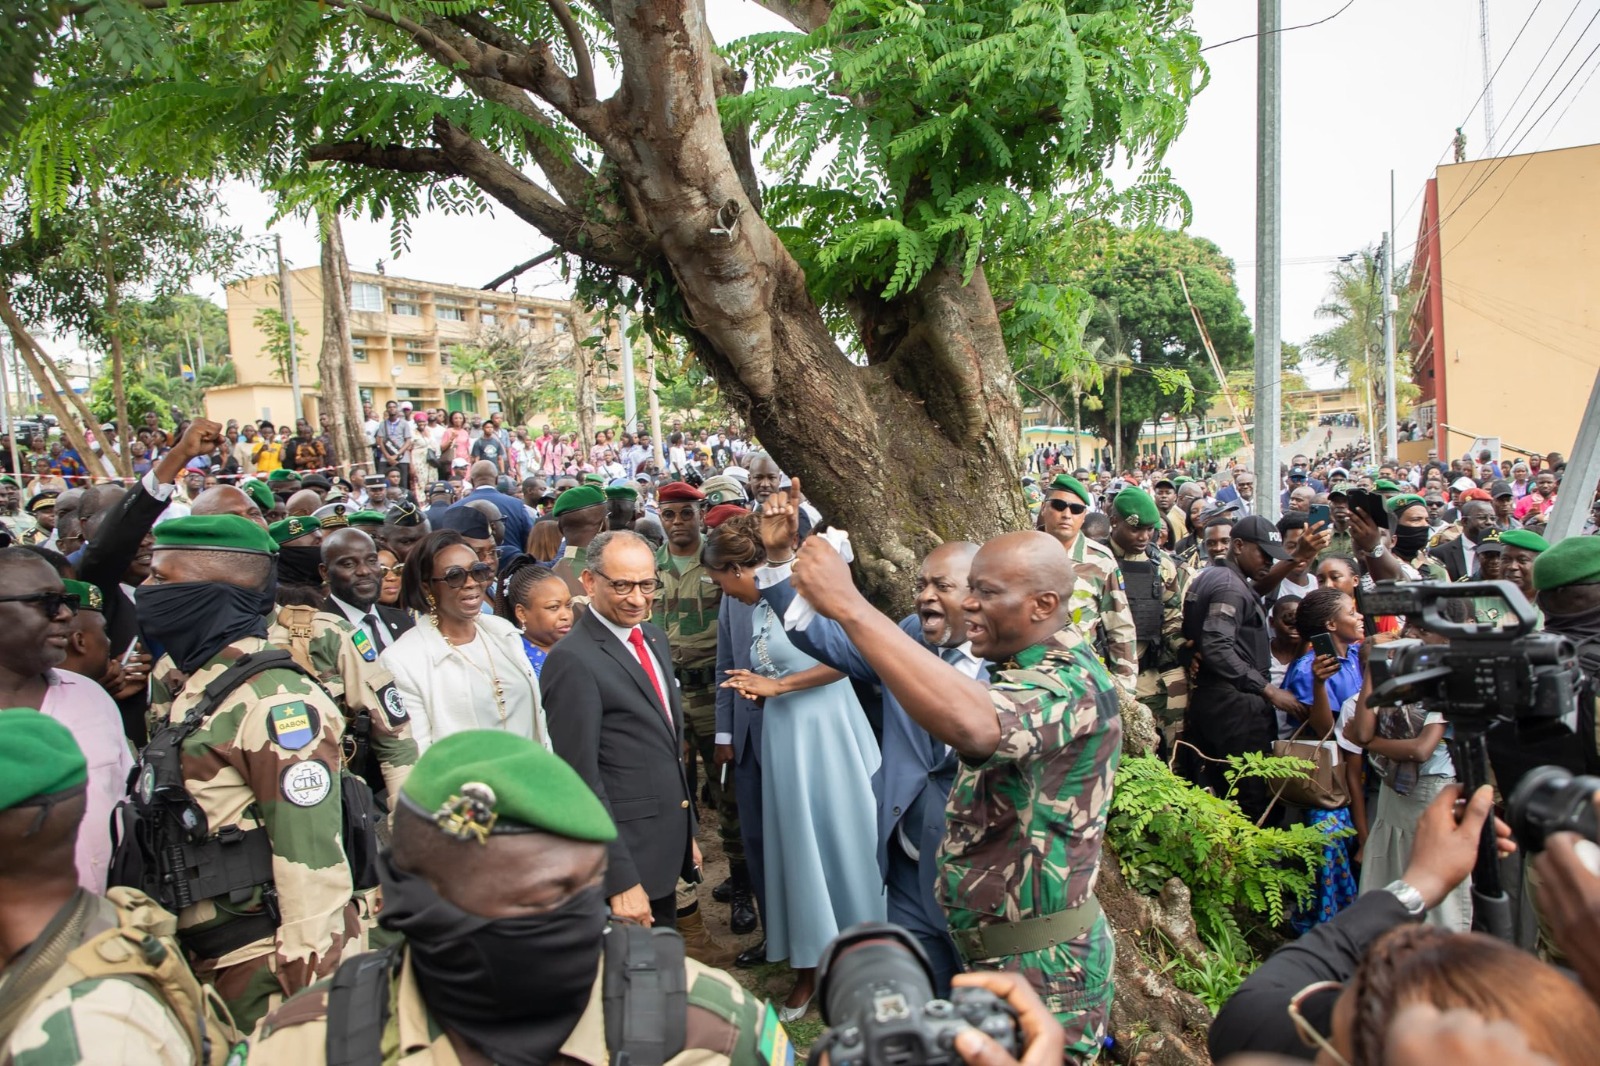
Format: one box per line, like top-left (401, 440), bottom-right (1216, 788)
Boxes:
top-left (1108, 754), bottom-right (1338, 942)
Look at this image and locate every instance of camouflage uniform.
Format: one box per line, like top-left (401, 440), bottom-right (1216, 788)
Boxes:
top-left (0, 889), bottom-right (240, 1066)
top-left (1110, 541), bottom-right (1189, 733)
top-left (940, 627), bottom-right (1121, 1060)
top-left (267, 606), bottom-right (418, 797)
top-left (146, 637), bottom-right (362, 1033)
top-left (1062, 532), bottom-right (1138, 703)
top-left (654, 540), bottom-right (742, 876)
top-left (552, 543), bottom-right (587, 598)
top-left (1317, 527), bottom-right (1355, 562)
top-left (248, 945), bottom-right (784, 1066)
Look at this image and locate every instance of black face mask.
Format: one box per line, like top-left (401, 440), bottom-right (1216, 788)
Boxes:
top-left (136, 580), bottom-right (274, 673)
top-left (277, 545), bottom-right (324, 587)
top-left (377, 852), bottom-right (607, 1066)
top-left (1544, 601), bottom-right (1600, 643)
top-left (1393, 526), bottom-right (1431, 557)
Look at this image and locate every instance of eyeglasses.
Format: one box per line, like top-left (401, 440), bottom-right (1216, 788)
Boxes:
top-left (1287, 980), bottom-right (1349, 1066)
top-left (590, 568), bottom-right (661, 596)
top-left (377, 564), bottom-right (405, 577)
top-left (1045, 499), bottom-right (1088, 515)
top-left (430, 563), bottom-right (495, 589)
top-left (0, 591), bottom-right (80, 617)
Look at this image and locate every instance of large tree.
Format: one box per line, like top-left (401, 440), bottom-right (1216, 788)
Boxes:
top-left (1304, 246), bottom-right (1419, 444)
top-left (9, 0), bottom-right (1204, 603)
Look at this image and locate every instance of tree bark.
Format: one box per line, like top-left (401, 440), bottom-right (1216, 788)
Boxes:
top-left (0, 289), bottom-right (106, 483)
top-left (572, 303), bottom-right (597, 457)
top-left (317, 209), bottom-right (367, 476)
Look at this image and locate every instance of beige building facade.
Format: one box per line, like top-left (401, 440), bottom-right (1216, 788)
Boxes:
top-left (1408, 143), bottom-right (1600, 464)
top-left (208, 267), bottom-right (580, 427)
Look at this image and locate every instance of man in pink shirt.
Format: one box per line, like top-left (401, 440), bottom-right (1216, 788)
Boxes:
top-left (1514, 470), bottom-right (1559, 521)
top-left (0, 555), bottom-right (132, 892)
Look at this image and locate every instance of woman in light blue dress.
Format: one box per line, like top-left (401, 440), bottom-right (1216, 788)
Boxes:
top-left (704, 512), bottom-right (884, 1021)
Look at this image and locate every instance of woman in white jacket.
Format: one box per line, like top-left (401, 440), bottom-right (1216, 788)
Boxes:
top-left (382, 529), bottom-right (550, 752)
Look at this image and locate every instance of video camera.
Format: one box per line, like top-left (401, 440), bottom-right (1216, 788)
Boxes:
top-left (811, 923), bottom-right (1019, 1066)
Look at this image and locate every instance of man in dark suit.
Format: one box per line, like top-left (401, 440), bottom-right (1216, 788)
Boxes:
top-left (542, 529), bottom-right (698, 929)
top-left (75, 418), bottom-right (222, 744)
top-left (759, 533), bottom-right (982, 993)
top-left (1430, 498), bottom-right (1497, 582)
top-left (453, 460), bottom-right (532, 565)
top-left (319, 526), bottom-right (414, 652)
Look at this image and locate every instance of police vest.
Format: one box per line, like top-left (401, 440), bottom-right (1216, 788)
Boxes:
top-left (0, 888), bottom-right (241, 1066)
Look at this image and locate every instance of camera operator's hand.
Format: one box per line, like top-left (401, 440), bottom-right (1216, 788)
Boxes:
top-left (1384, 1003), bottom-right (1556, 1066)
top-left (949, 972), bottom-right (1064, 1066)
top-left (1533, 810), bottom-right (1600, 998)
top-left (1402, 784), bottom-right (1515, 908)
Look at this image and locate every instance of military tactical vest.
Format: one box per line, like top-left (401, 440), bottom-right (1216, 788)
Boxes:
top-left (1118, 550), bottom-right (1165, 666)
top-left (0, 888), bottom-right (241, 1066)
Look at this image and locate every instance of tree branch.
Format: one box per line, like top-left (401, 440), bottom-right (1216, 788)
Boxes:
top-left (546, 0), bottom-right (597, 103)
top-left (748, 0), bottom-right (832, 33)
top-left (306, 141), bottom-right (458, 174)
top-left (482, 249), bottom-right (561, 290)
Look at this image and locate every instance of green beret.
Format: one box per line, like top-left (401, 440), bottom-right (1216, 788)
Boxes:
top-left (400, 730), bottom-right (616, 844)
top-left (62, 579), bottom-right (103, 613)
top-left (1499, 529), bottom-right (1549, 554)
top-left (0, 476), bottom-right (17, 488)
top-left (1047, 474), bottom-right (1092, 506)
top-left (1110, 486), bottom-right (1161, 528)
top-left (582, 473), bottom-right (606, 487)
top-left (1172, 476), bottom-right (1193, 487)
top-left (603, 485), bottom-right (639, 502)
top-left (346, 510), bottom-right (386, 528)
top-left (1533, 536), bottom-right (1600, 591)
top-left (0, 709), bottom-right (87, 811)
top-left (1374, 479), bottom-right (1403, 493)
top-left (1385, 493), bottom-right (1426, 514)
top-left (551, 485), bottom-right (605, 517)
top-left (266, 469), bottom-right (298, 483)
top-left (240, 480), bottom-right (275, 513)
top-left (153, 514), bottom-right (277, 554)
top-left (269, 514), bottom-right (322, 546)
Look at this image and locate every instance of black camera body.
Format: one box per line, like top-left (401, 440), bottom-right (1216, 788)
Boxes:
top-left (1507, 765), bottom-right (1600, 852)
top-left (813, 923), bottom-right (1019, 1066)
top-left (1359, 580), bottom-right (1581, 729)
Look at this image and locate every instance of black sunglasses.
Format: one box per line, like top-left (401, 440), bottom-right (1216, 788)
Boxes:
top-left (430, 563), bottom-right (495, 589)
top-left (1046, 499), bottom-right (1088, 515)
top-left (0, 591), bottom-right (80, 617)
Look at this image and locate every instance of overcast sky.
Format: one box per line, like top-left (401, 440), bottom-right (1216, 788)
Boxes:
top-left (198, 0), bottom-right (1600, 388)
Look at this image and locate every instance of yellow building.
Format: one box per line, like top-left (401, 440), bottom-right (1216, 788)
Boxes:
top-left (1407, 143), bottom-right (1600, 464)
top-left (207, 267), bottom-right (580, 427)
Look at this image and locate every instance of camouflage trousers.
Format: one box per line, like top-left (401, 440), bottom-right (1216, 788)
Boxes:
top-left (682, 683), bottom-right (745, 876)
top-left (964, 913), bottom-right (1114, 1062)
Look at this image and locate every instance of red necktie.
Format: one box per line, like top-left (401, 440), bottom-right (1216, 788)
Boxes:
top-left (627, 627), bottom-right (670, 725)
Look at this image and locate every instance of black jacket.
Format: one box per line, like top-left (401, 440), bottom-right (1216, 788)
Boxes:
top-left (1429, 536), bottom-right (1469, 582)
top-left (322, 597), bottom-right (414, 651)
top-left (541, 610), bottom-right (695, 900)
top-left (1182, 561), bottom-right (1272, 694)
top-left (1209, 891), bottom-right (1413, 1061)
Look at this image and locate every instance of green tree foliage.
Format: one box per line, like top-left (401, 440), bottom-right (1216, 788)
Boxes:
top-left (252, 307), bottom-right (307, 384)
top-left (123, 293), bottom-right (231, 379)
top-left (87, 368), bottom-right (171, 428)
top-left (446, 324), bottom-right (570, 427)
top-left (1304, 246), bottom-right (1420, 427)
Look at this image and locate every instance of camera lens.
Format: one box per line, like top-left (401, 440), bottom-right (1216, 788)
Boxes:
top-left (1507, 765), bottom-right (1600, 852)
top-left (819, 939), bottom-right (934, 1026)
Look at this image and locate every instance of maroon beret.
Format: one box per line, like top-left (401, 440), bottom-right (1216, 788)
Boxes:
top-left (704, 503), bottom-right (749, 528)
top-left (657, 481), bottom-right (706, 503)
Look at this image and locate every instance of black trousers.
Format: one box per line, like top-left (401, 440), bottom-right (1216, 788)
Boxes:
top-left (1186, 684), bottom-right (1279, 825)
top-left (650, 894), bottom-right (678, 929)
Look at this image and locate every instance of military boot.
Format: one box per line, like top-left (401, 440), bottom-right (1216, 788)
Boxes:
top-left (675, 903), bottom-right (741, 969)
top-left (728, 868), bottom-right (758, 935)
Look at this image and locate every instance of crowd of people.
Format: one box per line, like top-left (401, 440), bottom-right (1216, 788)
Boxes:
top-left (1, 402), bottom-right (1599, 1066)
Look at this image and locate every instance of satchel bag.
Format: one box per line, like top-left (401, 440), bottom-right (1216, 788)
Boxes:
top-left (1268, 718), bottom-right (1350, 811)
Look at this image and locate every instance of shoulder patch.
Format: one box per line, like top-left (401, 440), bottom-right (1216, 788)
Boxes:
top-left (266, 701), bottom-right (319, 750)
top-left (351, 628), bottom-right (377, 662)
top-left (379, 684), bottom-right (408, 725)
top-left (757, 1001), bottom-right (795, 1066)
top-left (281, 759), bottom-right (333, 807)
top-left (1207, 601), bottom-right (1238, 620)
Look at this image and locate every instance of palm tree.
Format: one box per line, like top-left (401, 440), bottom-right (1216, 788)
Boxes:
top-left (1306, 247), bottom-right (1418, 441)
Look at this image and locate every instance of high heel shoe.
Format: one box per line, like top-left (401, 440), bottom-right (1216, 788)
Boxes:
top-left (778, 993), bottom-right (813, 1023)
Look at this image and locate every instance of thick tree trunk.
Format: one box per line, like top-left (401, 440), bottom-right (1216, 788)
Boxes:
top-left (317, 210), bottom-right (367, 476)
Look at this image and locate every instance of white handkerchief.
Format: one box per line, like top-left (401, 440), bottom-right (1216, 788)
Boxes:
top-left (784, 529), bottom-right (853, 632)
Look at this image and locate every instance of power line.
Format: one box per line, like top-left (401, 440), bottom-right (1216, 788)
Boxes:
top-left (1199, 0), bottom-right (1356, 52)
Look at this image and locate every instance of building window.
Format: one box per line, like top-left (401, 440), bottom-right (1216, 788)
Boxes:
top-left (406, 352), bottom-right (425, 365)
top-left (352, 283), bottom-right (383, 312)
top-left (391, 292), bottom-right (420, 316)
top-left (554, 318), bottom-right (569, 333)
top-left (478, 301), bottom-right (500, 311)
top-left (351, 339), bottom-right (369, 363)
top-left (438, 305), bottom-right (465, 322)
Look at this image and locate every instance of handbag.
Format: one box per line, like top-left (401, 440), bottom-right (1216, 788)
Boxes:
top-left (1269, 718), bottom-right (1350, 810)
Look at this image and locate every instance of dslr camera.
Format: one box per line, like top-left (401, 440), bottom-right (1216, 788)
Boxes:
top-left (811, 923), bottom-right (1019, 1066)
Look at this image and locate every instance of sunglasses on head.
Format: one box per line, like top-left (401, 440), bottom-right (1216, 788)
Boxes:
top-left (1046, 499), bottom-right (1088, 515)
top-left (0, 591), bottom-right (80, 617)
top-left (430, 563), bottom-right (495, 589)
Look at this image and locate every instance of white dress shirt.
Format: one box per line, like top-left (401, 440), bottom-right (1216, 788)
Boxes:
top-left (329, 593), bottom-right (385, 651)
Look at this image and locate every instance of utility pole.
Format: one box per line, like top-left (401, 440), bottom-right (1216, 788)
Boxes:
top-left (275, 234), bottom-right (303, 418)
top-left (1254, 0), bottom-right (1282, 520)
top-left (1113, 366), bottom-right (1122, 473)
top-left (1545, 370), bottom-right (1600, 544)
top-left (619, 308), bottom-right (637, 433)
top-left (1479, 0), bottom-right (1496, 156)
top-left (1380, 230), bottom-right (1398, 462)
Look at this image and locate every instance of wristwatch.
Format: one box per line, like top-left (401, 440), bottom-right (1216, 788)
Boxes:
top-left (1383, 879), bottom-right (1427, 918)
top-left (1368, 541), bottom-right (1387, 559)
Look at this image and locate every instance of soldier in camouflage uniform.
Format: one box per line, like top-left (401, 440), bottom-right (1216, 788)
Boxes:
top-left (1318, 482), bottom-right (1357, 562)
top-left (136, 515), bottom-right (361, 1033)
top-left (789, 522), bottom-right (1121, 1059)
top-left (0, 711), bottom-right (243, 1066)
top-left (1036, 474), bottom-right (1138, 706)
top-left (550, 485), bottom-right (607, 598)
top-left (653, 482), bottom-right (754, 934)
top-left (1106, 488), bottom-right (1189, 748)
top-left (249, 731), bottom-right (781, 1066)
